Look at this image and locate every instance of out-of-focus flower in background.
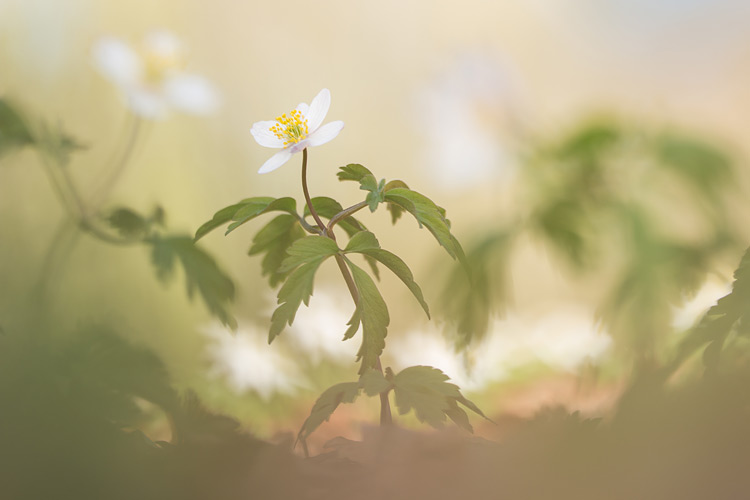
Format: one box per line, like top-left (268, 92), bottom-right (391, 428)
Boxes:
top-left (92, 30), bottom-right (219, 118)
top-left (415, 52), bottom-right (528, 190)
top-left (390, 306), bottom-right (611, 391)
top-left (251, 88), bottom-right (344, 174)
top-left (204, 323), bottom-right (301, 399)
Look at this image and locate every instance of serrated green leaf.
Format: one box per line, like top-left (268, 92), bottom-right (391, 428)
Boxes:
top-left (337, 163), bottom-right (374, 183)
top-left (194, 199), bottom-right (273, 241)
top-left (278, 235), bottom-right (340, 273)
top-left (248, 214), bottom-right (305, 287)
top-left (391, 366), bottom-right (484, 431)
top-left (344, 231), bottom-right (381, 252)
top-left (268, 258), bottom-right (331, 343)
top-left (105, 208), bottom-right (148, 239)
top-left (359, 369), bottom-right (391, 396)
top-left (343, 306), bottom-right (361, 341)
top-left (355, 247), bottom-right (430, 319)
top-left (226, 197), bottom-right (297, 235)
top-left (297, 382), bottom-right (360, 442)
top-left (150, 235), bottom-right (236, 329)
top-left (345, 258), bottom-right (390, 374)
top-left (445, 399), bottom-right (473, 432)
top-left (384, 180), bottom-right (409, 224)
top-left (392, 366), bottom-right (457, 428)
top-left (384, 187), bottom-right (460, 259)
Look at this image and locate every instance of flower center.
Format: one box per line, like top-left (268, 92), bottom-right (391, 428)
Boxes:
top-left (142, 49), bottom-right (184, 85)
top-left (270, 109), bottom-right (309, 147)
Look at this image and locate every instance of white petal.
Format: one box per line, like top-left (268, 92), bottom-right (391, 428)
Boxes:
top-left (92, 37), bottom-right (142, 86)
top-left (307, 120), bottom-right (344, 147)
top-left (306, 88), bottom-right (330, 132)
top-left (258, 149), bottom-right (294, 174)
top-left (164, 73), bottom-right (219, 114)
top-left (251, 120), bottom-right (285, 148)
top-left (126, 87), bottom-right (168, 119)
top-left (143, 30), bottom-right (183, 61)
top-left (296, 103), bottom-right (310, 115)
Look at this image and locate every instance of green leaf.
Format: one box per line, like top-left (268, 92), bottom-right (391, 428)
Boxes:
top-left (0, 99), bottom-right (34, 158)
top-left (278, 235), bottom-right (340, 273)
top-left (105, 208), bottom-right (148, 239)
top-left (345, 258), bottom-right (390, 374)
top-left (337, 163), bottom-right (374, 183)
top-left (359, 369), bottom-right (391, 396)
top-left (343, 307), bottom-right (361, 341)
top-left (226, 197), bottom-right (297, 235)
top-left (194, 198), bottom-right (273, 242)
top-left (297, 382), bottom-right (360, 442)
top-left (268, 258), bottom-right (331, 343)
top-left (392, 365), bottom-right (457, 428)
top-left (150, 235), bottom-right (236, 329)
top-left (346, 233), bottom-right (429, 318)
top-left (248, 214), bottom-right (306, 287)
top-left (344, 230), bottom-right (381, 253)
top-left (384, 180), bottom-right (409, 224)
top-left (391, 365), bottom-right (487, 431)
top-left (384, 187), bottom-right (461, 259)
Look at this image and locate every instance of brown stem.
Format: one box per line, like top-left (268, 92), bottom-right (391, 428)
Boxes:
top-left (299, 148), bottom-right (393, 426)
top-left (301, 148), bottom-right (327, 232)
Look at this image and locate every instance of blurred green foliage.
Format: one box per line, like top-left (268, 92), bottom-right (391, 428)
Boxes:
top-left (443, 118), bottom-right (740, 361)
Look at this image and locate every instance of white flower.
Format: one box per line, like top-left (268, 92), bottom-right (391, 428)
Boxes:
top-left (250, 88), bottom-right (344, 174)
top-left (92, 30), bottom-right (218, 118)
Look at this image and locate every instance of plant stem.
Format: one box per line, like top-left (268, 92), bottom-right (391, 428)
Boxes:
top-left (299, 148), bottom-right (393, 426)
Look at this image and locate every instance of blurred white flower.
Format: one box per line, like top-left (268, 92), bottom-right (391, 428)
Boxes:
top-left (250, 88), bottom-right (344, 174)
top-left (204, 323), bottom-right (301, 399)
top-left (92, 30), bottom-right (219, 118)
top-left (390, 307), bottom-right (611, 391)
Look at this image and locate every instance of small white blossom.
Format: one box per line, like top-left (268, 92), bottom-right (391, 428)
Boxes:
top-left (92, 30), bottom-right (218, 118)
top-left (250, 88), bottom-right (344, 174)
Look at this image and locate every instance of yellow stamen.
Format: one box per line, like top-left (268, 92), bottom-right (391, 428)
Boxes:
top-left (270, 109), bottom-right (309, 146)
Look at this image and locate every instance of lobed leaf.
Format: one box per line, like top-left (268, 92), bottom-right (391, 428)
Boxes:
top-left (391, 365), bottom-right (488, 431)
top-left (248, 214), bottom-right (305, 287)
top-left (337, 163), bottom-right (374, 183)
top-left (297, 382), bottom-right (361, 443)
top-left (278, 235), bottom-right (340, 274)
top-left (384, 187), bottom-right (461, 259)
top-left (268, 257), bottom-right (331, 343)
top-left (346, 233), bottom-right (429, 318)
top-left (384, 180), bottom-right (409, 224)
top-left (305, 196), bottom-right (369, 238)
top-left (226, 197), bottom-right (297, 235)
top-left (150, 235), bottom-right (236, 329)
top-left (345, 258), bottom-right (390, 374)
top-left (0, 99), bottom-right (34, 158)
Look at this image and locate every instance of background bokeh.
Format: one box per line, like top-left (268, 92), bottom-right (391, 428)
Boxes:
top-left (2, 0), bottom-right (750, 442)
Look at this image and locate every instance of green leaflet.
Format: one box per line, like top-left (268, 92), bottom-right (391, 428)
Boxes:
top-left (248, 214), bottom-right (305, 287)
top-left (337, 163), bottom-right (374, 183)
top-left (193, 197), bottom-right (297, 241)
top-left (149, 235), bottom-right (236, 329)
top-left (384, 187), bottom-right (461, 259)
top-left (105, 208), bottom-right (149, 239)
top-left (268, 257), bottom-right (331, 343)
top-left (345, 258), bottom-right (390, 374)
top-left (391, 365), bottom-right (488, 431)
top-left (297, 382), bottom-right (361, 443)
top-left (344, 231), bottom-right (430, 319)
top-left (278, 235), bottom-right (340, 273)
